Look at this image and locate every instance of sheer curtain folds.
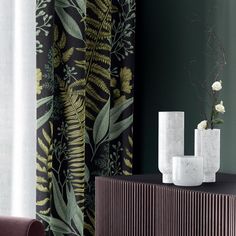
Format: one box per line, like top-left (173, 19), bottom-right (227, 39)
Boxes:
top-left (0, 0), bottom-right (36, 217)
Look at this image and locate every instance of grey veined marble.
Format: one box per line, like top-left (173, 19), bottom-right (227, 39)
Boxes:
top-left (194, 129), bottom-right (220, 182)
top-left (172, 156), bottom-right (203, 186)
top-left (158, 112), bottom-right (184, 183)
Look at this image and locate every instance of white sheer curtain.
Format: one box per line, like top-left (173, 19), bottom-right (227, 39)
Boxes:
top-left (0, 0), bottom-right (36, 218)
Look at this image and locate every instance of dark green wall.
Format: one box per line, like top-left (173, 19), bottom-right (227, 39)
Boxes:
top-left (215, 0), bottom-right (236, 173)
top-left (134, 0), bottom-right (236, 174)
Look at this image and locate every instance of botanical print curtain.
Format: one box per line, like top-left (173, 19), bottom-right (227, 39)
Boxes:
top-left (36, 0), bottom-right (135, 235)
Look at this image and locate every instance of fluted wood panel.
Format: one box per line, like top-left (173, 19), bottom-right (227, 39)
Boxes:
top-left (95, 177), bottom-right (236, 236)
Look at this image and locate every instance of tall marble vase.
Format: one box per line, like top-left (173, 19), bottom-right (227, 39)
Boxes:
top-left (158, 112), bottom-right (184, 183)
top-left (194, 129), bottom-right (220, 182)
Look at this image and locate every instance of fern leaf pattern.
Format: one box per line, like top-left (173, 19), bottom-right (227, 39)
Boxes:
top-left (36, 0), bottom-right (135, 235)
top-left (85, 0), bottom-right (112, 130)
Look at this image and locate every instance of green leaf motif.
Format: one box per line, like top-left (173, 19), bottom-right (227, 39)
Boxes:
top-left (73, 206), bottom-right (84, 235)
top-left (55, 0), bottom-right (70, 8)
top-left (85, 164), bottom-right (90, 183)
top-left (52, 174), bottom-right (67, 223)
top-left (74, 0), bottom-right (86, 16)
top-left (53, 232), bottom-right (64, 236)
top-left (37, 95), bottom-right (53, 108)
top-left (37, 104), bottom-right (53, 129)
top-left (109, 114), bottom-right (133, 141)
top-left (93, 98), bottom-right (110, 145)
top-left (66, 182), bottom-right (84, 235)
top-left (65, 184), bottom-right (73, 223)
top-left (50, 218), bottom-right (72, 234)
top-left (37, 174), bottom-right (84, 236)
top-left (55, 7), bottom-right (83, 40)
top-left (110, 97), bottom-right (133, 126)
top-left (37, 214), bottom-right (72, 234)
top-left (108, 98), bottom-right (134, 141)
top-left (85, 129), bottom-right (90, 144)
top-left (37, 213), bottom-right (51, 225)
top-left (55, 0), bottom-right (86, 16)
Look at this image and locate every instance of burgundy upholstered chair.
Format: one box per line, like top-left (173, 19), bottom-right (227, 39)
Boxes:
top-left (0, 216), bottom-right (45, 236)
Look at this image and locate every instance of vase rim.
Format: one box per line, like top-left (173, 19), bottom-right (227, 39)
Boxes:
top-left (173, 155), bottom-right (203, 159)
top-left (158, 111), bottom-right (184, 113)
top-left (195, 128), bottom-right (220, 131)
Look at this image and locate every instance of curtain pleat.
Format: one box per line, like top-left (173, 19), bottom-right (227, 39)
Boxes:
top-left (36, 0), bottom-right (135, 235)
top-left (0, 0), bottom-right (36, 217)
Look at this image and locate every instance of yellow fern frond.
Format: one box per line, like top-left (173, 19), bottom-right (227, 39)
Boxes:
top-left (87, 41), bottom-right (111, 51)
top-left (63, 47), bottom-right (74, 62)
top-left (37, 163), bottom-right (47, 173)
top-left (88, 75), bottom-right (110, 94)
top-left (37, 153), bottom-right (47, 165)
top-left (37, 176), bottom-right (48, 183)
top-left (86, 2), bottom-right (105, 21)
top-left (86, 28), bottom-right (111, 40)
top-left (86, 84), bottom-right (108, 102)
top-left (124, 158), bottom-right (132, 168)
top-left (86, 98), bottom-right (100, 113)
top-left (39, 208), bottom-right (50, 215)
top-left (125, 148), bottom-right (133, 159)
top-left (75, 48), bottom-right (87, 53)
top-left (38, 138), bottom-right (49, 156)
top-left (42, 129), bottom-right (51, 145)
top-left (94, 0), bottom-right (109, 13)
top-left (128, 136), bottom-right (133, 147)
top-left (90, 64), bottom-right (110, 80)
top-left (123, 170), bottom-right (132, 176)
top-left (37, 198), bottom-right (50, 206)
top-left (59, 79), bottom-right (85, 205)
top-left (69, 79), bottom-right (86, 89)
top-left (58, 31), bottom-right (66, 49)
top-left (86, 0), bottom-right (112, 128)
top-left (89, 52), bottom-right (111, 65)
top-left (86, 18), bottom-right (110, 31)
top-left (74, 60), bottom-right (87, 70)
top-left (85, 110), bottom-right (96, 121)
top-left (37, 184), bottom-right (48, 192)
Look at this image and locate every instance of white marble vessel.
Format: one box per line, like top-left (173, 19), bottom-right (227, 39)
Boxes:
top-left (194, 129), bottom-right (220, 182)
top-left (158, 112), bottom-right (184, 183)
top-left (172, 156), bottom-right (203, 186)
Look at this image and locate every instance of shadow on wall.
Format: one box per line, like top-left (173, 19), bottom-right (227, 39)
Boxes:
top-left (134, 0), bottom-right (236, 174)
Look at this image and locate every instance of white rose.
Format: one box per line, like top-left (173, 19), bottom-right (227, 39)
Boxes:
top-left (197, 120), bottom-right (208, 130)
top-left (212, 80), bottom-right (222, 91)
top-left (215, 101), bottom-right (225, 113)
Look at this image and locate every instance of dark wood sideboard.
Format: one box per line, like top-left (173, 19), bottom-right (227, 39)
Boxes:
top-left (95, 173), bottom-right (236, 236)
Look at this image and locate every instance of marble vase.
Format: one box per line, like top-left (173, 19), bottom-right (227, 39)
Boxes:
top-left (194, 129), bottom-right (220, 182)
top-left (158, 112), bottom-right (184, 183)
top-left (172, 156), bottom-right (203, 186)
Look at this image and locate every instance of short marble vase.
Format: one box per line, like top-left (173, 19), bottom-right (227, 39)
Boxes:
top-left (172, 156), bottom-right (203, 186)
top-left (194, 129), bottom-right (220, 183)
top-left (158, 112), bottom-right (184, 183)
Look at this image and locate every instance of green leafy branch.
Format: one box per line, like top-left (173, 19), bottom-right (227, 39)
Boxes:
top-left (37, 174), bottom-right (84, 236)
top-left (37, 96), bottom-right (54, 129)
top-left (36, 0), bottom-right (53, 53)
top-left (55, 0), bottom-right (86, 41)
top-left (86, 97), bottom-right (133, 162)
top-left (111, 0), bottom-right (136, 60)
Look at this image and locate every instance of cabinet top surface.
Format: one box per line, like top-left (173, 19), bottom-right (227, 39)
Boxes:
top-left (97, 173), bottom-right (236, 196)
